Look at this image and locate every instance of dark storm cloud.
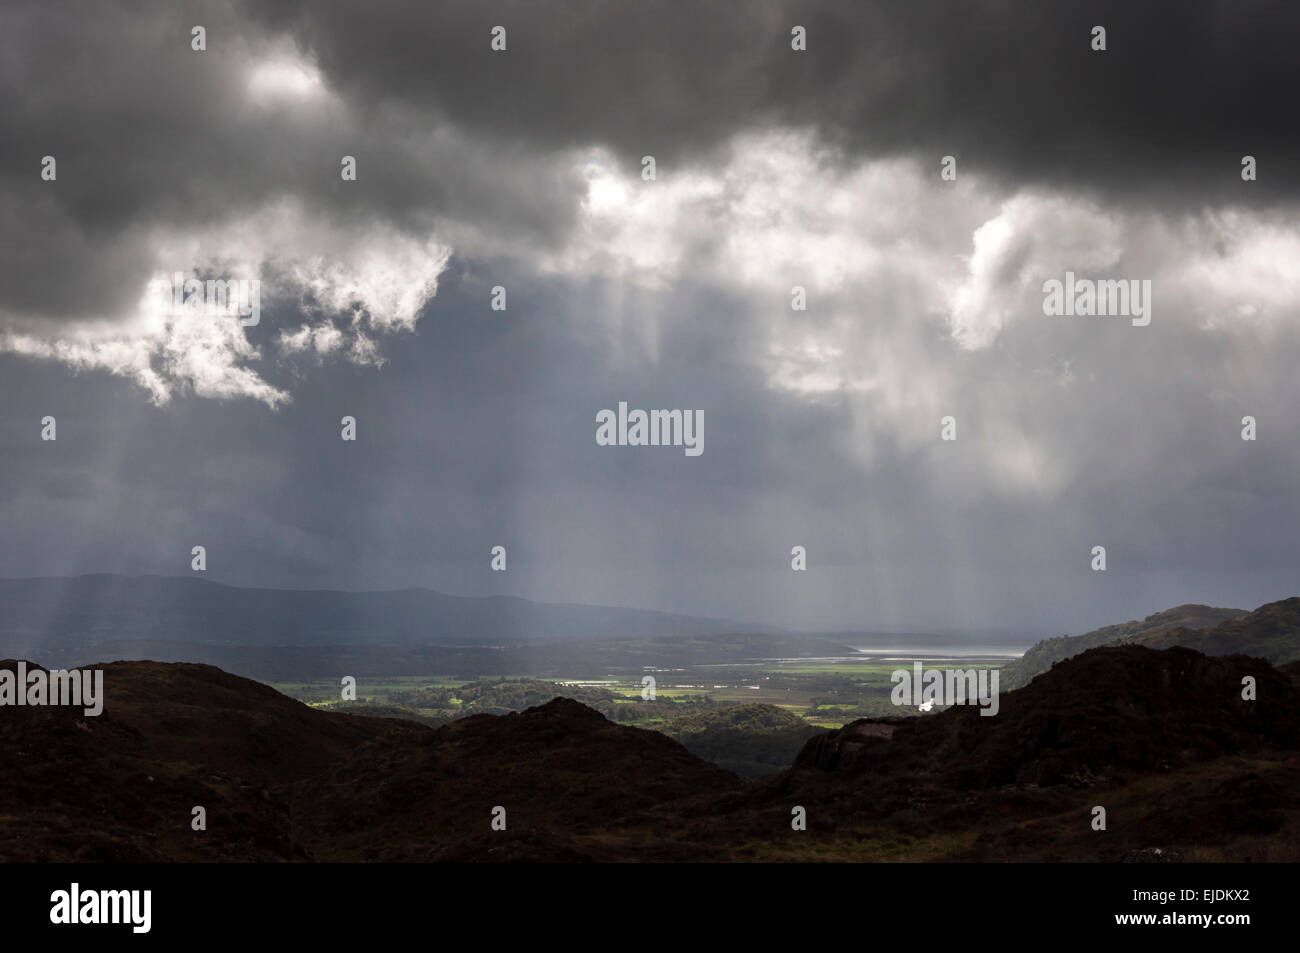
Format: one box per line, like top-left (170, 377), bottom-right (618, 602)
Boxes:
top-left (0, 0), bottom-right (583, 323)
top-left (250, 0), bottom-right (1300, 206)
top-left (1, 0), bottom-right (1292, 325)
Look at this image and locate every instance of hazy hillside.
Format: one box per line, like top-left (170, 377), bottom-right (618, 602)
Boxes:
top-left (1141, 598), bottom-right (1300, 664)
top-left (658, 704), bottom-right (825, 779)
top-left (1000, 603), bottom-right (1248, 690)
top-left (0, 573), bottom-right (759, 659)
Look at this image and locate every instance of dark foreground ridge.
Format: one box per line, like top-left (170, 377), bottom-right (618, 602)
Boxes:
top-left (2, 644), bottom-right (1298, 862)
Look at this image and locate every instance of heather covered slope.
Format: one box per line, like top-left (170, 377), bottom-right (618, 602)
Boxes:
top-left (1000, 603), bottom-right (1249, 689)
top-left (706, 644), bottom-right (1300, 861)
top-left (1140, 598), bottom-right (1300, 665)
top-left (0, 659), bottom-right (739, 862)
top-left (0, 659), bottom-right (404, 861)
top-left (793, 645), bottom-right (1298, 786)
top-left (658, 703), bottom-right (824, 779)
top-left (288, 697), bottom-right (741, 861)
top-left (3, 645), bottom-right (1299, 862)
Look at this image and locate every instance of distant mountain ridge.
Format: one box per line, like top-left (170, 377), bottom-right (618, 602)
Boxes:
top-left (999, 600), bottom-right (1300, 690)
top-left (0, 573), bottom-right (766, 659)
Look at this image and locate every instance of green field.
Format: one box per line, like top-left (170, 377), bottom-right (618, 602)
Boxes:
top-left (267, 658), bottom-right (1006, 729)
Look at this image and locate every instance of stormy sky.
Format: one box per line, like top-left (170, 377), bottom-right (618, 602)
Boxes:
top-left (1, 0), bottom-right (1297, 636)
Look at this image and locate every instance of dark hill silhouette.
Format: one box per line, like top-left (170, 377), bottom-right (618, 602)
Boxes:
top-left (3, 644), bottom-right (1299, 862)
top-left (795, 645), bottom-right (1298, 786)
top-left (0, 658), bottom-right (404, 861)
top-left (700, 645), bottom-right (1300, 861)
top-left (0, 659), bottom-right (737, 862)
top-left (290, 696), bottom-right (739, 861)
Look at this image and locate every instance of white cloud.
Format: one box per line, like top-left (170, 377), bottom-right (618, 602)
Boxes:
top-left (0, 200), bottom-right (451, 407)
top-left (534, 129), bottom-right (1300, 498)
top-left (949, 194), bottom-right (1123, 350)
top-left (246, 57), bottom-right (326, 106)
top-left (1175, 211), bottom-right (1300, 331)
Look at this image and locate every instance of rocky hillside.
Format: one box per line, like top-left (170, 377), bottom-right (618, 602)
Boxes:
top-left (796, 645), bottom-right (1298, 786)
top-left (1000, 603), bottom-right (1249, 689)
top-left (0, 659), bottom-right (738, 862)
top-left (1140, 598), bottom-right (1300, 664)
top-left (4, 644), bottom-right (1299, 862)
